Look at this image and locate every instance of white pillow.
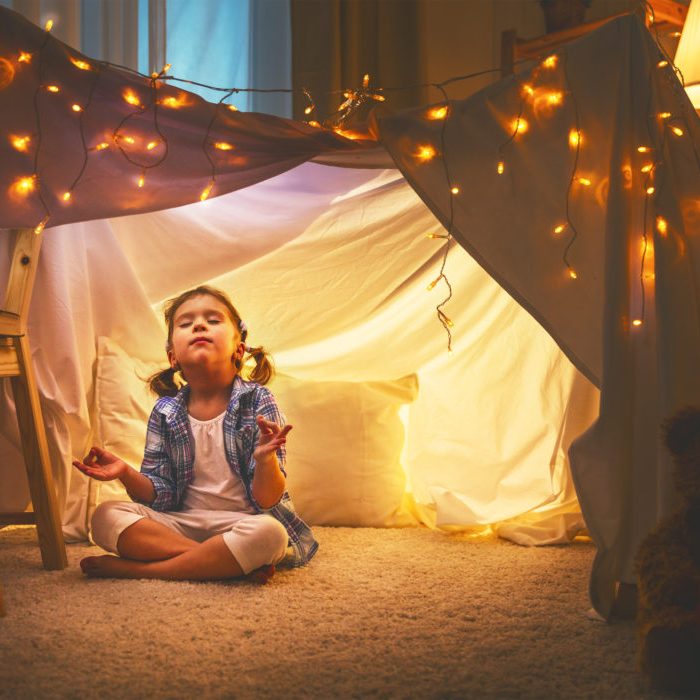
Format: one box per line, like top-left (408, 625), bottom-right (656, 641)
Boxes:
top-left (268, 373), bottom-right (419, 527)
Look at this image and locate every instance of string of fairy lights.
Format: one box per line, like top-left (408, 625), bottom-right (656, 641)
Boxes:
top-left (2, 2), bottom-right (698, 351)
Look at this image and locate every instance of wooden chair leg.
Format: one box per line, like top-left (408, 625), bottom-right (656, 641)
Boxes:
top-left (10, 335), bottom-right (67, 570)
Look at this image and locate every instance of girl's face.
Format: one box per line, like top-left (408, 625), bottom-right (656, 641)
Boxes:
top-left (168, 294), bottom-right (243, 375)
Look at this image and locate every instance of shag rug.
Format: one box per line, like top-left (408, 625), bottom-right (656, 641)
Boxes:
top-left (0, 525), bottom-right (676, 699)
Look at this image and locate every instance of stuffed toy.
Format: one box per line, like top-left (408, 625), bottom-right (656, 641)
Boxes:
top-left (635, 406), bottom-right (700, 695)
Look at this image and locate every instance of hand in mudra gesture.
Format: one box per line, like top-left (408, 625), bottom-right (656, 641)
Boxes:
top-left (253, 415), bottom-right (292, 463)
top-left (72, 446), bottom-right (126, 481)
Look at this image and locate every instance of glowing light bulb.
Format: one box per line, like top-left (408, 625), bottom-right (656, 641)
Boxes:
top-left (640, 163), bottom-right (653, 173)
top-left (568, 268), bottom-right (578, 280)
top-left (11, 135), bottom-right (30, 152)
top-left (71, 104), bottom-right (82, 112)
top-left (450, 186), bottom-right (460, 194)
top-left (427, 105), bottom-right (449, 120)
top-left (162, 63), bottom-right (172, 73)
top-left (511, 117), bottom-right (528, 134)
top-left (18, 52), bottom-right (32, 63)
top-left (214, 142), bottom-right (234, 151)
top-left (13, 175), bottom-right (36, 195)
top-left (569, 130), bottom-right (582, 148)
top-left (522, 84), bottom-right (535, 97)
top-left (637, 146), bottom-right (651, 153)
top-left (442, 315), bottom-right (454, 328)
top-left (123, 89), bottom-right (141, 107)
top-left (426, 233), bottom-right (448, 239)
top-left (121, 135), bottom-right (135, 145)
top-left (416, 145), bottom-right (436, 162)
top-left (577, 177), bottom-right (592, 186)
top-left (308, 120), bottom-right (321, 127)
top-left (426, 276), bottom-right (442, 291)
top-left (553, 224), bottom-right (566, 235)
top-left (671, 126), bottom-right (684, 136)
top-left (62, 191), bottom-right (71, 202)
top-left (497, 161), bottom-right (505, 174)
top-left (45, 85), bottom-right (60, 93)
top-left (646, 186), bottom-right (655, 195)
top-left (137, 172), bottom-right (145, 188)
top-left (547, 91), bottom-right (563, 106)
top-left (70, 57), bottom-right (92, 71)
top-left (362, 74), bottom-right (370, 88)
top-left (671, 31), bottom-right (682, 38)
top-left (656, 216), bottom-right (668, 235)
top-left (44, 20), bottom-right (54, 31)
top-left (542, 54), bottom-right (558, 68)
top-left (94, 142), bottom-right (109, 151)
top-left (146, 141), bottom-right (158, 150)
top-left (34, 216), bottom-right (48, 234)
top-left (228, 104), bottom-right (238, 112)
top-left (632, 319), bottom-right (643, 326)
top-left (657, 60), bottom-right (668, 68)
top-left (658, 112), bottom-right (671, 119)
top-left (200, 181), bottom-right (214, 201)
top-left (304, 105), bottom-right (314, 115)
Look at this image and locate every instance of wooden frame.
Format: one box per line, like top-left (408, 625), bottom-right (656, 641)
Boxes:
top-left (500, 0), bottom-right (688, 78)
top-left (0, 228), bottom-right (67, 570)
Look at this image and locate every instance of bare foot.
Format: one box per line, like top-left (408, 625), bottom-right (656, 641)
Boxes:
top-left (245, 564), bottom-right (275, 584)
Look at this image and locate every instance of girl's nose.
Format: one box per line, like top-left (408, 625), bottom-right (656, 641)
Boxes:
top-left (193, 319), bottom-right (207, 332)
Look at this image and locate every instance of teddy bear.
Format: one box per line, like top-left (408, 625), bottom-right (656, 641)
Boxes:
top-left (635, 406), bottom-right (700, 695)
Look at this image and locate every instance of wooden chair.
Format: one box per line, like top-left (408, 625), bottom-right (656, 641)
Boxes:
top-left (0, 228), bottom-right (67, 570)
top-left (500, 0), bottom-right (688, 78)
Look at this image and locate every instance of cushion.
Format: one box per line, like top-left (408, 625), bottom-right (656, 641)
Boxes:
top-left (268, 373), bottom-right (419, 527)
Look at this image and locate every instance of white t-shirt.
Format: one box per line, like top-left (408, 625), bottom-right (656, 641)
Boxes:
top-left (182, 411), bottom-right (255, 513)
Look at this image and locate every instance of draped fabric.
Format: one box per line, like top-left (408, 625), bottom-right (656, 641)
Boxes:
top-left (2, 7), bottom-right (700, 618)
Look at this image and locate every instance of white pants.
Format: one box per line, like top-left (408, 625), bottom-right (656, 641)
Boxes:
top-left (91, 501), bottom-right (290, 574)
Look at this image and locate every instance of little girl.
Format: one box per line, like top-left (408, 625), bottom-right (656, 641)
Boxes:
top-left (73, 285), bottom-right (317, 582)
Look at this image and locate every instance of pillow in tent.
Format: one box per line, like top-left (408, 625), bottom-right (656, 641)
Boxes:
top-left (94, 336), bottom-right (164, 505)
top-left (268, 373), bottom-right (419, 527)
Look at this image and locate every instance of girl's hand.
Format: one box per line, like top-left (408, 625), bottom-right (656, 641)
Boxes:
top-left (253, 415), bottom-right (292, 463)
top-left (72, 446), bottom-right (126, 481)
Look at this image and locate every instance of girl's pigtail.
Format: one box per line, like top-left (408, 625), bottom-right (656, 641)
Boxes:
top-left (244, 345), bottom-right (275, 385)
top-left (147, 366), bottom-right (182, 397)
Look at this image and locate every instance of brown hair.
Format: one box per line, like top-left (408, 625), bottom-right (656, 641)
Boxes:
top-left (147, 285), bottom-right (275, 397)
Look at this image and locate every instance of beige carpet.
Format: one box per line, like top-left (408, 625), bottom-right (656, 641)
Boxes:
top-left (0, 525), bottom-right (676, 699)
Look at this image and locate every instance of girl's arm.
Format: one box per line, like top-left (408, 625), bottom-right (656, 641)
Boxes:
top-left (251, 415), bottom-right (290, 509)
top-left (73, 446), bottom-right (156, 504)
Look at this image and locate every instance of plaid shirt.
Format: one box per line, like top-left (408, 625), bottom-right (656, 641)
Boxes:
top-left (139, 375), bottom-right (318, 568)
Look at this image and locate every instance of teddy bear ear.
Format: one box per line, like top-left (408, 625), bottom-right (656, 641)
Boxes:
top-left (663, 406), bottom-right (700, 457)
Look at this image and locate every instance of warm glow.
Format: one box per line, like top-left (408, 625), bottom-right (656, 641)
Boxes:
top-left (542, 54), bottom-right (558, 68)
top-left (162, 63), bottom-right (172, 73)
top-left (137, 172), bottom-right (145, 188)
top-left (372, 93), bottom-right (386, 102)
top-left (641, 163), bottom-right (653, 173)
top-left (522, 84), bottom-right (535, 97)
top-left (657, 60), bottom-right (669, 68)
top-left (119, 134), bottom-right (136, 145)
top-left (497, 161), bottom-right (505, 174)
top-left (363, 73), bottom-right (370, 88)
top-left (647, 186), bottom-right (655, 195)
top-left (553, 224), bottom-right (566, 234)
top-left (45, 85), bottom-right (60, 93)
top-left (568, 268), bottom-right (578, 279)
top-left (442, 315), bottom-right (454, 328)
top-left (427, 105), bottom-right (449, 120)
top-left (71, 104), bottom-right (82, 112)
top-left (577, 177), bottom-right (592, 186)
top-left (569, 130), bottom-right (582, 148)
top-left (332, 127), bottom-right (366, 140)
top-left (44, 19), bottom-right (54, 31)
top-left (214, 141), bottom-right (234, 151)
top-left (18, 52), bottom-right (32, 64)
top-left (70, 57), bottom-right (92, 71)
top-left (670, 126), bottom-right (684, 136)
top-left (656, 216), bottom-right (668, 236)
top-left (450, 186), bottom-right (460, 194)
top-left (637, 145), bottom-right (651, 153)
top-left (426, 276), bottom-right (441, 291)
top-left (123, 89), bottom-right (142, 107)
top-left (94, 142), bottom-right (109, 151)
top-left (426, 232), bottom-right (448, 239)
top-left (416, 144), bottom-right (437, 162)
top-left (62, 191), bottom-right (71, 202)
top-left (12, 175), bottom-right (36, 196)
top-left (34, 216), bottom-right (48, 235)
top-left (304, 105), bottom-right (314, 115)
top-left (10, 135), bottom-right (30, 152)
top-left (658, 111), bottom-right (672, 119)
top-left (547, 91), bottom-right (563, 106)
top-left (160, 94), bottom-right (192, 109)
top-left (200, 181), bottom-right (214, 201)
top-left (511, 117), bottom-right (528, 134)
top-left (228, 104), bottom-right (238, 112)
top-left (146, 141), bottom-right (158, 150)
top-left (308, 120), bottom-right (321, 127)
top-left (632, 319), bottom-right (643, 326)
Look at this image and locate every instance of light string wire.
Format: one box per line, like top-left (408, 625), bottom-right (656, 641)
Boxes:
top-left (31, 27), bottom-right (53, 231)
